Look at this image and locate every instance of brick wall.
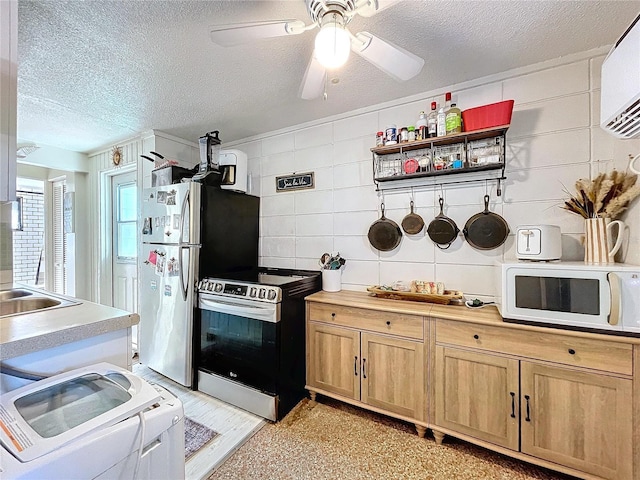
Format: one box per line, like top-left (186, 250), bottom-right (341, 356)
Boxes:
top-left (13, 185), bottom-right (44, 285)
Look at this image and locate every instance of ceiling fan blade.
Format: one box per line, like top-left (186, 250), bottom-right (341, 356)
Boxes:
top-left (356, 0), bottom-right (403, 17)
top-left (351, 31), bottom-right (424, 81)
top-left (299, 54), bottom-right (327, 100)
top-left (210, 20), bottom-right (307, 47)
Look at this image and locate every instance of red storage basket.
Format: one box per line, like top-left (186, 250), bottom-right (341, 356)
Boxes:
top-left (462, 100), bottom-right (514, 132)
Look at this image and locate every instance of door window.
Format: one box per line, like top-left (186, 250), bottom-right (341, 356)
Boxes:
top-left (116, 182), bottom-right (137, 262)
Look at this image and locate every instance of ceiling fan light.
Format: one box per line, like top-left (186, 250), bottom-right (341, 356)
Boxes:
top-left (314, 17), bottom-right (350, 69)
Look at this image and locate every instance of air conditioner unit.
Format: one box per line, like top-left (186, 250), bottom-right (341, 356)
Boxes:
top-left (600, 14), bottom-right (640, 139)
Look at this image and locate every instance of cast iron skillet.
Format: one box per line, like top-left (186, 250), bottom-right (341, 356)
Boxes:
top-left (427, 197), bottom-right (459, 249)
top-left (463, 194), bottom-right (510, 250)
top-left (368, 203), bottom-right (402, 251)
top-left (401, 201), bottom-right (425, 235)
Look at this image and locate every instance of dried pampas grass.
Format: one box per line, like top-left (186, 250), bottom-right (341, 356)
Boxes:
top-left (562, 170), bottom-right (640, 219)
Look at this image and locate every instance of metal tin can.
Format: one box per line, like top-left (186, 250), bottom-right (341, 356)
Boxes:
top-left (385, 125), bottom-right (397, 145)
top-left (376, 131), bottom-right (384, 146)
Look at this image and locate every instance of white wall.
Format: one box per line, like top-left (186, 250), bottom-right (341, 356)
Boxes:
top-left (224, 49), bottom-right (640, 299)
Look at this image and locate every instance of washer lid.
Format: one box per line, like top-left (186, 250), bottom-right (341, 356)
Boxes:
top-left (0, 363), bottom-right (161, 462)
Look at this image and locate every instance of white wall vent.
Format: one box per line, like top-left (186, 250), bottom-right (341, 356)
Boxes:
top-left (600, 14), bottom-right (640, 139)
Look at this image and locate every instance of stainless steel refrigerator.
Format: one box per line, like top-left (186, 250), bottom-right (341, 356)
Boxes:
top-left (139, 180), bottom-right (259, 387)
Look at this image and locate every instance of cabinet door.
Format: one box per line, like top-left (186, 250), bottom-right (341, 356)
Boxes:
top-left (434, 346), bottom-right (519, 450)
top-left (361, 333), bottom-right (425, 421)
top-left (307, 323), bottom-right (360, 400)
top-left (521, 362), bottom-right (632, 480)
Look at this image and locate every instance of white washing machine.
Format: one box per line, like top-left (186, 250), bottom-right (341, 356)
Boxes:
top-left (0, 363), bottom-right (185, 479)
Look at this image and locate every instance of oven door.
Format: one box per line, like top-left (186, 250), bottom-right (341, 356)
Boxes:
top-left (198, 293), bottom-right (280, 394)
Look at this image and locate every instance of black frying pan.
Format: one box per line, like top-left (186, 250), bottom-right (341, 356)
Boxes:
top-left (463, 195), bottom-right (510, 250)
top-left (427, 197), bottom-right (459, 249)
top-left (401, 201), bottom-right (425, 235)
top-left (368, 203), bottom-right (402, 251)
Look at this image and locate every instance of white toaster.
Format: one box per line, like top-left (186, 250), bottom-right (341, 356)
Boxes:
top-left (516, 225), bottom-right (562, 261)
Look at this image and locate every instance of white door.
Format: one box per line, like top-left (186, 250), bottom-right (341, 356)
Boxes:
top-left (111, 171), bottom-right (138, 349)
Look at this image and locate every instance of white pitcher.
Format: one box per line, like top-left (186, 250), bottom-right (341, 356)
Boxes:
top-left (584, 217), bottom-right (625, 264)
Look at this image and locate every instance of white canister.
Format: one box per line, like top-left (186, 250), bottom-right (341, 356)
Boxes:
top-left (322, 269), bottom-right (342, 292)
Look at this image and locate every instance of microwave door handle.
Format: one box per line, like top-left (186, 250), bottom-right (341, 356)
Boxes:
top-left (608, 272), bottom-right (621, 325)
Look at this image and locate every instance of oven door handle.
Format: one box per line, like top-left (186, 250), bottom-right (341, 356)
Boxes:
top-left (199, 297), bottom-right (278, 323)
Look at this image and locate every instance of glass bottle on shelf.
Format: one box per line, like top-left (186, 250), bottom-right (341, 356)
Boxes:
top-left (437, 93), bottom-right (451, 137)
top-left (416, 111), bottom-right (427, 140)
top-left (427, 102), bottom-right (438, 138)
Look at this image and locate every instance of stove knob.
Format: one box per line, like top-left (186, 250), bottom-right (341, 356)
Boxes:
top-left (258, 288), bottom-right (266, 299)
top-left (249, 287), bottom-right (257, 298)
top-left (214, 283), bottom-right (223, 293)
top-left (267, 289), bottom-right (277, 301)
top-left (206, 282), bottom-right (214, 291)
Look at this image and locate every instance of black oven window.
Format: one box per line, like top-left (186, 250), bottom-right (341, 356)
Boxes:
top-left (515, 276), bottom-right (600, 315)
top-left (200, 310), bottom-right (279, 395)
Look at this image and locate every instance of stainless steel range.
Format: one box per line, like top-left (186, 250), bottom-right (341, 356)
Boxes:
top-left (195, 268), bottom-right (320, 421)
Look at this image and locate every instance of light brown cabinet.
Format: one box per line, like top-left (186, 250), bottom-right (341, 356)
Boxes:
top-left (306, 303), bottom-right (426, 436)
top-left (435, 346), bottom-right (519, 450)
top-left (434, 319), bottom-right (634, 480)
top-left (305, 291), bottom-right (639, 480)
top-left (520, 362), bottom-right (632, 480)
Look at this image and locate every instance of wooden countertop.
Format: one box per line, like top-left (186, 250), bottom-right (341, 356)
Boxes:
top-left (1, 296), bottom-right (139, 361)
top-left (306, 290), bottom-right (640, 344)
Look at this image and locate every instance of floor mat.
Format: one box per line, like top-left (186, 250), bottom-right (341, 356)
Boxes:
top-left (185, 416), bottom-right (220, 460)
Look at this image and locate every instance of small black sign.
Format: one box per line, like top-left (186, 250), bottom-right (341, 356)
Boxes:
top-left (276, 172), bottom-right (315, 192)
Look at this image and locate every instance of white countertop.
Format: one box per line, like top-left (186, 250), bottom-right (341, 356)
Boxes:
top-left (1, 293), bottom-right (139, 361)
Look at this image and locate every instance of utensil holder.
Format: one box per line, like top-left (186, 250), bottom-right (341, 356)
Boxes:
top-left (322, 269), bottom-right (342, 292)
top-left (584, 218), bottom-right (624, 264)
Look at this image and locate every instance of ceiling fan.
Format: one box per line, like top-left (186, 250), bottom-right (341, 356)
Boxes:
top-left (209, 0), bottom-right (425, 100)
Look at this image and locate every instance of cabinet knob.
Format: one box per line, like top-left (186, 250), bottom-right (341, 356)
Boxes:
top-left (473, 334), bottom-right (479, 340)
top-left (386, 321), bottom-right (391, 326)
top-left (331, 312), bottom-right (336, 319)
top-left (568, 348), bottom-right (576, 355)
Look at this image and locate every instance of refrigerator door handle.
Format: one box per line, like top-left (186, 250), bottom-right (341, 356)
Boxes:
top-left (179, 188), bottom-right (190, 244)
top-left (179, 245), bottom-right (188, 301)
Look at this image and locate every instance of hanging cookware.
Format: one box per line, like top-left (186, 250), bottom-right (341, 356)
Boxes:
top-left (401, 201), bottom-right (425, 235)
top-left (463, 194), bottom-right (510, 250)
top-left (427, 197), bottom-right (459, 249)
top-left (368, 203), bottom-right (402, 251)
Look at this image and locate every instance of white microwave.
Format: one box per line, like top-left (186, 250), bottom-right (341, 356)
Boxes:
top-left (498, 262), bottom-right (640, 335)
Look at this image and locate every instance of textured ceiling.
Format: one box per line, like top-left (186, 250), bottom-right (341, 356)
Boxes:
top-left (16, 0), bottom-right (640, 153)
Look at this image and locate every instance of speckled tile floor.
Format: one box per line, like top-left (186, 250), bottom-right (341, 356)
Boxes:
top-left (209, 397), bottom-right (579, 480)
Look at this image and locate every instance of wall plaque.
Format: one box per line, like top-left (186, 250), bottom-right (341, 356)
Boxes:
top-left (276, 172), bottom-right (314, 192)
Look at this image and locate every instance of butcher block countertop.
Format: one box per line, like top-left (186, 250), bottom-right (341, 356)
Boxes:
top-left (1, 296), bottom-right (139, 361)
top-left (306, 290), bottom-right (640, 344)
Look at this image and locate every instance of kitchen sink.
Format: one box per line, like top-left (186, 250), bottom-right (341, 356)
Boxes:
top-left (0, 290), bottom-right (33, 301)
top-left (0, 287), bottom-right (80, 318)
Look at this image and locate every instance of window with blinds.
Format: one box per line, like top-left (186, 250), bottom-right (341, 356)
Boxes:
top-left (52, 179), bottom-right (67, 294)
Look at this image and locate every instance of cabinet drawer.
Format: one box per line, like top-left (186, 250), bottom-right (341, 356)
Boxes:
top-left (308, 303), bottom-right (424, 340)
top-left (435, 319), bottom-right (633, 376)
